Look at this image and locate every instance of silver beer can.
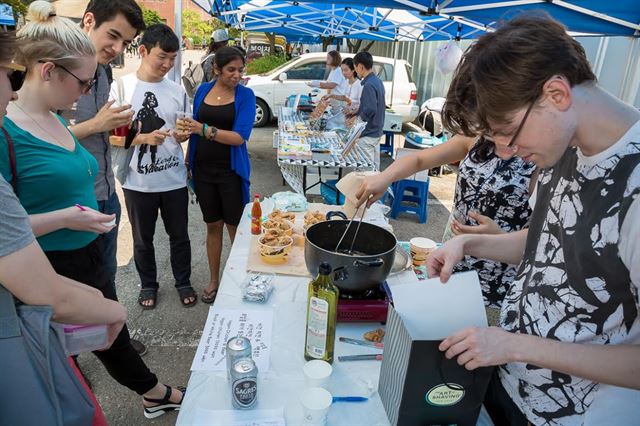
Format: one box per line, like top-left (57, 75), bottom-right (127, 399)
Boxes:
top-left (226, 336), bottom-right (252, 377)
top-left (231, 358), bottom-right (258, 409)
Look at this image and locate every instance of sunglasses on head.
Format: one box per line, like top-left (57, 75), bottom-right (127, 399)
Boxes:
top-left (1, 62), bottom-right (27, 92)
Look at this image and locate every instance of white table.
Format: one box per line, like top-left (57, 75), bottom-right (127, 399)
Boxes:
top-left (177, 205), bottom-right (391, 425)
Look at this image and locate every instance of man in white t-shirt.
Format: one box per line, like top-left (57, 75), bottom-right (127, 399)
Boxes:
top-left (109, 24), bottom-right (196, 309)
top-left (429, 15), bottom-right (640, 426)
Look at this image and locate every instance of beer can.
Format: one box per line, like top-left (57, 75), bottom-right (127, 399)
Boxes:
top-left (226, 336), bottom-right (252, 378)
top-left (231, 358), bottom-right (258, 409)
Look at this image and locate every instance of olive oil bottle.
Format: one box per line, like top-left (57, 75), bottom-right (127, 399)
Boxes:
top-left (304, 262), bottom-right (339, 363)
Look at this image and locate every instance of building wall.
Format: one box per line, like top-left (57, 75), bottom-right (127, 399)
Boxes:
top-left (138, 0), bottom-right (211, 29)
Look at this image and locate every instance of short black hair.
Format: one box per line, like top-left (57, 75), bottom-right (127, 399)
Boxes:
top-left (353, 51), bottom-right (373, 70)
top-left (214, 46), bottom-right (245, 69)
top-left (141, 24), bottom-right (179, 53)
top-left (84, 0), bottom-right (145, 34)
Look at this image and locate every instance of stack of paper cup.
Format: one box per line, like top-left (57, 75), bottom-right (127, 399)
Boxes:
top-left (409, 237), bottom-right (437, 267)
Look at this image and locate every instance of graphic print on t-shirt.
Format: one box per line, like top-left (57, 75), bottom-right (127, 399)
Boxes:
top-left (135, 91), bottom-right (167, 171)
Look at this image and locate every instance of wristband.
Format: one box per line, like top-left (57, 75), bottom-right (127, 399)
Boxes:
top-left (202, 123), bottom-right (208, 138)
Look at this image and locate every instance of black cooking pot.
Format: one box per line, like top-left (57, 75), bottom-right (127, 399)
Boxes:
top-left (305, 212), bottom-right (397, 294)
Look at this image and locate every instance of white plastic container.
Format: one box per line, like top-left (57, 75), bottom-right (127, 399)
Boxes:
top-left (56, 324), bottom-right (108, 355)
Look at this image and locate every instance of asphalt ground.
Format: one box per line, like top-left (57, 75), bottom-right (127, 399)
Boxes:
top-left (79, 50), bottom-right (456, 425)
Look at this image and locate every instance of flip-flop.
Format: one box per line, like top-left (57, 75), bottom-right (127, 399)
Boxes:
top-left (143, 384), bottom-right (186, 419)
top-left (177, 285), bottom-right (197, 308)
top-left (201, 288), bottom-right (218, 304)
top-left (138, 288), bottom-right (158, 310)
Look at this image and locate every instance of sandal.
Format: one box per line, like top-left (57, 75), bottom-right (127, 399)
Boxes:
top-left (138, 288), bottom-right (158, 310)
top-left (143, 384), bottom-right (186, 419)
top-left (201, 287), bottom-right (218, 304)
top-left (177, 285), bottom-right (197, 308)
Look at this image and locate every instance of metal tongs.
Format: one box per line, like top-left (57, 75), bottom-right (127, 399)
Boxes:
top-left (334, 195), bottom-right (372, 254)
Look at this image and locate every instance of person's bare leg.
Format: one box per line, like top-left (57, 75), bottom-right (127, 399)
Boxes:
top-left (225, 224), bottom-right (238, 244)
top-left (203, 220), bottom-right (224, 299)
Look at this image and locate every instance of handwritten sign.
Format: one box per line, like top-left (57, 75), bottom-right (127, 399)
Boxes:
top-left (191, 308), bottom-right (273, 372)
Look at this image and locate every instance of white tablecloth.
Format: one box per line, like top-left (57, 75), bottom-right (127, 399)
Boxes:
top-left (176, 204), bottom-right (391, 425)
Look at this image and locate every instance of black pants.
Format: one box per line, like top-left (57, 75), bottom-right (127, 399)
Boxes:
top-left (46, 237), bottom-right (158, 395)
top-left (123, 187), bottom-right (191, 290)
top-left (484, 369), bottom-right (529, 426)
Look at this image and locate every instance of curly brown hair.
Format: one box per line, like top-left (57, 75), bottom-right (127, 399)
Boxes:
top-left (443, 13), bottom-right (596, 136)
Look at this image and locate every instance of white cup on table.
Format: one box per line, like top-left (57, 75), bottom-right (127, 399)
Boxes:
top-left (303, 360), bottom-right (333, 389)
top-left (300, 387), bottom-right (333, 426)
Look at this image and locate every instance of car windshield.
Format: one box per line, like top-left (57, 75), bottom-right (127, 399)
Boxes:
top-left (259, 57), bottom-right (298, 76)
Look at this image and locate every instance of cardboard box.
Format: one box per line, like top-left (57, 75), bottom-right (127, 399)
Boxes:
top-left (384, 110), bottom-right (403, 133)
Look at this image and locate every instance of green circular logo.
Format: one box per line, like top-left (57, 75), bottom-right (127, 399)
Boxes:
top-left (425, 384), bottom-right (465, 406)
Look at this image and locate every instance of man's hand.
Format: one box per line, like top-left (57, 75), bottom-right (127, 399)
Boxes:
top-left (439, 326), bottom-right (516, 370)
top-left (135, 129), bottom-right (172, 146)
top-left (92, 100), bottom-right (134, 133)
top-left (452, 211), bottom-right (505, 235)
top-left (307, 80), bottom-right (321, 88)
top-left (426, 236), bottom-right (467, 283)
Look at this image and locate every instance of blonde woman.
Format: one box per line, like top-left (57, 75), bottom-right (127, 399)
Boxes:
top-left (0, 2), bottom-right (185, 419)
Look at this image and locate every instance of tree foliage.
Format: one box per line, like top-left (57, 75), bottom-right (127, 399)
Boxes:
top-left (4, 0), bottom-right (33, 19)
top-left (138, 4), bottom-right (164, 27)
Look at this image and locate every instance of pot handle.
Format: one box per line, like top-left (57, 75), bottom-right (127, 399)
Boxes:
top-left (326, 211), bottom-right (348, 220)
top-left (353, 259), bottom-right (384, 268)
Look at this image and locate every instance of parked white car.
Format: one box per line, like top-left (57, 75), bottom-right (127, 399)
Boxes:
top-left (244, 52), bottom-right (420, 127)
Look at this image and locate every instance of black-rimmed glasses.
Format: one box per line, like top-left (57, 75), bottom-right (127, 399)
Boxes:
top-left (506, 101), bottom-right (535, 148)
top-left (0, 62), bottom-right (27, 91)
top-left (38, 60), bottom-right (96, 94)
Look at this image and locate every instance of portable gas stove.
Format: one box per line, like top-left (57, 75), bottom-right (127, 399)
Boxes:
top-left (337, 283), bottom-right (390, 323)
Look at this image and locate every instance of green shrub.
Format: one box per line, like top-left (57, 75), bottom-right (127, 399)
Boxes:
top-left (246, 55), bottom-right (288, 75)
top-left (192, 35), bottom-right (202, 46)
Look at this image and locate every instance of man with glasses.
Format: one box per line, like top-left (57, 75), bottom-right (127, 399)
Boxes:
top-left (428, 14), bottom-right (640, 425)
top-left (65, 0), bottom-right (147, 355)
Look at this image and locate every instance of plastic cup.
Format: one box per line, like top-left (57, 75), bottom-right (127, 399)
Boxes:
top-left (409, 237), bottom-right (437, 267)
top-left (300, 387), bottom-right (332, 426)
top-left (176, 111), bottom-right (193, 132)
top-left (112, 124), bottom-right (129, 137)
top-left (303, 360), bottom-right (333, 389)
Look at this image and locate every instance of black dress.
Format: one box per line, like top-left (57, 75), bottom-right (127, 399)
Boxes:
top-left (194, 101), bottom-right (244, 225)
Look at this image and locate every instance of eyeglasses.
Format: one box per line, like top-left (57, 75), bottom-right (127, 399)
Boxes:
top-left (0, 62), bottom-right (27, 91)
top-left (506, 101), bottom-right (535, 148)
top-left (38, 60), bottom-right (96, 94)
top-left (482, 101), bottom-right (535, 150)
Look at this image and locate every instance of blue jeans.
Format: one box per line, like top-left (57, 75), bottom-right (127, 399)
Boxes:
top-left (97, 191), bottom-right (121, 296)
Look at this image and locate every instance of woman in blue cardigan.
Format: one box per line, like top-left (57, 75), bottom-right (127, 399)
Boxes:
top-left (185, 47), bottom-right (256, 303)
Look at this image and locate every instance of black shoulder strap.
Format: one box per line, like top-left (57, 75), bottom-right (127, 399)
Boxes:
top-left (1, 127), bottom-right (17, 195)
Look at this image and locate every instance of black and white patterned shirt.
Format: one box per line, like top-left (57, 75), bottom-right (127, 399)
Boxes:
top-left (450, 148), bottom-right (536, 307)
top-left (500, 124), bottom-right (640, 425)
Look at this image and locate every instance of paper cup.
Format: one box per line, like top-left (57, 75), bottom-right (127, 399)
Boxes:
top-left (303, 360), bottom-right (332, 389)
top-left (300, 387), bottom-right (332, 426)
top-left (409, 237), bottom-right (437, 266)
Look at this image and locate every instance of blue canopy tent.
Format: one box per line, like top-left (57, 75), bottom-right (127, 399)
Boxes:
top-left (191, 1), bottom-right (639, 40)
top-left (0, 4), bottom-right (16, 27)
top-left (192, 0), bottom-right (492, 42)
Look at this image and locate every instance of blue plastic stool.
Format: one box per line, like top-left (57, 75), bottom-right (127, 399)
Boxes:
top-left (389, 179), bottom-right (429, 223)
top-left (380, 131), bottom-right (395, 156)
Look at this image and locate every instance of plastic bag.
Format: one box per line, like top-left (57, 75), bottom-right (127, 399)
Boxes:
top-left (435, 40), bottom-right (463, 75)
top-left (271, 191), bottom-right (308, 212)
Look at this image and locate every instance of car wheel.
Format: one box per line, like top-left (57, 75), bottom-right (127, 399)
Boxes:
top-left (254, 99), bottom-right (270, 127)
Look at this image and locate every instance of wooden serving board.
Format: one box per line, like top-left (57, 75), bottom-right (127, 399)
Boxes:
top-left (245, 203), bottom-right (336, 277)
